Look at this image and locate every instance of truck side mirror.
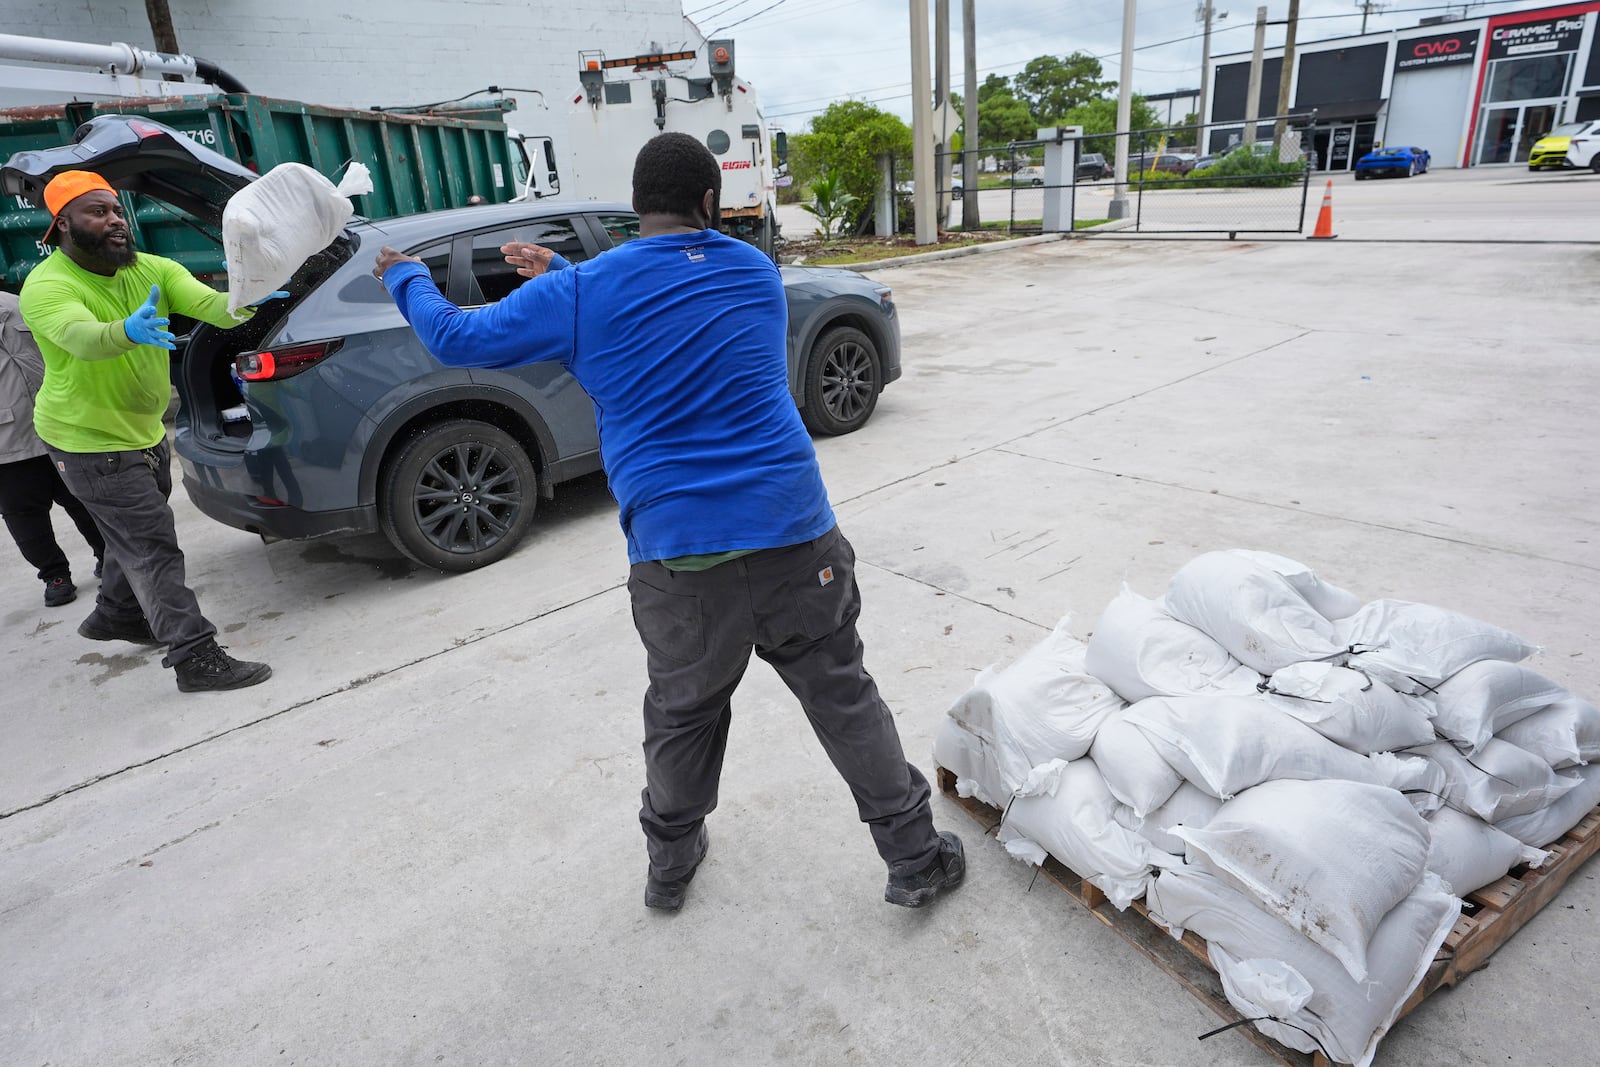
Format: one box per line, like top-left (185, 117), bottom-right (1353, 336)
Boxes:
top-left (541, 139), bottom-right (560, 195)
top-left (773, 130), bottom-right (788, 166)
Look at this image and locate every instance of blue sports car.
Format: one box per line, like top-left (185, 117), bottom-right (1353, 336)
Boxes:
top-left (1354, 145), bottom-right (1430, 179)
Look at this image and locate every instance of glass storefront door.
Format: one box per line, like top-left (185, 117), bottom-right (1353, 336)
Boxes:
top-left (1475, 101), bottom-right (1561, 164)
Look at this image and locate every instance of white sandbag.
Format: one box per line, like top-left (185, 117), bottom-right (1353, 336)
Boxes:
top-left (1148, 866), bottom-right (1460, 1067)
top-left (223, 161), bottom-right (374, 312)
top-left (998, 758), bottom-right (1175, 910)
top-left (1339, 599), bottom-right (1539, 695)
top-left (1084, 585), bottom-right (1261, 703)
top-left (1430, 660), bottom-right (1569, 753)
top-left (945, 619), bottom-right (1123, 797)
top-left (1090, 709), bottom-right (1184, 817)
top-left (1124, 694), bottom-right (1413, 801)
top-left (1495, 763), bottom-right (1600, 848)
top-left (1497, 696), bottom-right (1600, 769)
top-left (1262, 662), bottom-right (1435, 754)
top-left (931, 718), bottom-right (1008, 810)
top-left (1231, 548), bottom-right (1363, 620)
top-left (1172, 779), bottom-right (1430, 983)
top-left (1116, 781), bottom-right (1223, 856)
top-left (1412, 738), bottom-right (1580, 823)
top-left (1164, 552), bottom-right (1345, 674)
top-left (1425, 806), bottom-right (1548, 897)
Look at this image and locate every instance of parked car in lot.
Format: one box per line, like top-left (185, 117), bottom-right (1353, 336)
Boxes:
top-left (1130, 153), bottom-right (1196, 176)
top-left (1354, 145), bottom-right (1430, 179)
top-left (1528, 121), bottom-right (1600, 172)
top-left (1076, 152), bottom-right (1110, 181)
top-left (1009, 165), bottom-right (1045, 186)
top-left (2, 116), bottom-right (902, 572)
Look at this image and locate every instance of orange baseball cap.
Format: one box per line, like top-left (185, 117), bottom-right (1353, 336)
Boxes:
top-left (41, 170), bottom-right (117, 244)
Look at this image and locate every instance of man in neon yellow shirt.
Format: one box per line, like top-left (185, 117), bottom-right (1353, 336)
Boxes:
top-left (19, 171), bottom-right (272, 692)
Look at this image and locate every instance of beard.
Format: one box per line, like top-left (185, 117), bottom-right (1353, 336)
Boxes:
top-left (66, 220), bottom-right (138, 269)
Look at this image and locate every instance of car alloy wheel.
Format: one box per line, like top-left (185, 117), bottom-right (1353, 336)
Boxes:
top-left (801, 325), bottom-right (880, 436)
top-left (380, 418), bottom-right (537, 572)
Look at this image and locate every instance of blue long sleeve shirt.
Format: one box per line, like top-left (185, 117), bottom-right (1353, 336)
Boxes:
top-left (383, 230), bottom-right (835, 564)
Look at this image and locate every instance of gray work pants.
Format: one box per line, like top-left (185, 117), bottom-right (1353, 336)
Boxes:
top-left (628, 525), bottom-right (939, 882)
top-left (49, 441), bottom-right (216, 666)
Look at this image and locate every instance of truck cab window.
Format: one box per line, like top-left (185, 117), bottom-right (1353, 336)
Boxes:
top-left (468, 219), bottom-right (586, 304)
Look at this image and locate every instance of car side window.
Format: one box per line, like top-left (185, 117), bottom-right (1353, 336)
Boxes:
top-left (467, 219), bottom-right (587, 305)
top-left (414, 241), bottom-right (451, 289)
top-left (594, 214), bottom-right (640, 248)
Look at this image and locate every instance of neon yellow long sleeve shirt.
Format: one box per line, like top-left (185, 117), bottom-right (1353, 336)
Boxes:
top-left (19, 250), bottom-right (252, 452)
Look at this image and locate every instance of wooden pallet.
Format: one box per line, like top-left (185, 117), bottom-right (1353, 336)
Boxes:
top-left (935, 766), bottom-right (1600, 1067)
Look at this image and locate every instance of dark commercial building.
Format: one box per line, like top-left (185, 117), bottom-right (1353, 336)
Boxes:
top-left (1204, 1), bottom-right (1600, 168)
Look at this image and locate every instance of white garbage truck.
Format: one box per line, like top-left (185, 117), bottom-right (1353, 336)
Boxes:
top-left (549, 39), bottom-right (784, 256)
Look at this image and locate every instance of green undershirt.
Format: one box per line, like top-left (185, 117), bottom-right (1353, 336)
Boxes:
top-left (660, 549), bottom-right (758, 572)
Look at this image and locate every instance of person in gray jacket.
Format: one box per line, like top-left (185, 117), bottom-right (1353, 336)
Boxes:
top-left (0, 291), bottom-right (104, 606)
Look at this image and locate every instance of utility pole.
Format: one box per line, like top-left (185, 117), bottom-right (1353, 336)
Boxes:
top-left (1196, 1), bottom-right (1216, 148)
top-left (909, 0), bottom-right (936, 244)
top-left (1109, 0), bottom-right (1137, 219)
top-left (1355, 0), bottom-right (1388, 34)
top-left (1273, 0), bottom-right (1300, 158)
top-left (935, 0), bottom-right (950, 228)
top-left (144, 0), bottom-right (180, 54)
top-left (962, 0), bottom-right (979, 229)
top-left (1244, 5), bottom-right (1266, 146)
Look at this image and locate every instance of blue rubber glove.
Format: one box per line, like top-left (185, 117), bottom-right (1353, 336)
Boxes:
top-left (123, 285), bottom-right (175, 350)
top-left (250, 290), bottom-right (291, 307)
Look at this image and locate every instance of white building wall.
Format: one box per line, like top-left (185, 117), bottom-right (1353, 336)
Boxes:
top-left (1, 0), bottom-right (703, 113)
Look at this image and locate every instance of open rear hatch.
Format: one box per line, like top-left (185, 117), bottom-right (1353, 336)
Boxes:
top-left (2, 115), bottom-right (356, 446)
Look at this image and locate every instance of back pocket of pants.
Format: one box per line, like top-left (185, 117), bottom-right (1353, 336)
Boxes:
top-left (629, 574), bottom-right (705, 665)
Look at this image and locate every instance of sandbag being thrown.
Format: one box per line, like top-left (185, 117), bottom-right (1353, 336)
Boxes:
top-left (224, 161), bottom-right (375, 312)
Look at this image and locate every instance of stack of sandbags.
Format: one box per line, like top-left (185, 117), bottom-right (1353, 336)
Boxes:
top-left (931, 548), bottom-right (1600, 1064)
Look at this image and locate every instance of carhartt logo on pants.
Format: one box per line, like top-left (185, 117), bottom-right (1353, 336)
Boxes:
top-left (818, 565), bottom-right (834, 586)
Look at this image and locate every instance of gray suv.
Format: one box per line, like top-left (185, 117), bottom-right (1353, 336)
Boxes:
top-left (3, 117), bottom-right (901, 572)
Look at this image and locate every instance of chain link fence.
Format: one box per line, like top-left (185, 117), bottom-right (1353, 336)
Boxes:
top-left (878, 117), bottom-right (1312, 238)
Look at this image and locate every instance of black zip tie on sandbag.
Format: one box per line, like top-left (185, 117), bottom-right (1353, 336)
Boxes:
top-left (1197, 1016), bottom-right (1335, 1061)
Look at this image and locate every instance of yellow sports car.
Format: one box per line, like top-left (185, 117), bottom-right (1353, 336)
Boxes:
top-left (1528, 120), bottom-right (1600, 172)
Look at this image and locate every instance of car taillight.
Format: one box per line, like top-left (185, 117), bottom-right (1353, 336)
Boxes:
top-left (236, 339), bottom-right (342, 382)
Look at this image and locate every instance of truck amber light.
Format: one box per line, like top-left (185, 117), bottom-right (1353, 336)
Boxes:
top-left (236, 339), bottom-right (342, 382)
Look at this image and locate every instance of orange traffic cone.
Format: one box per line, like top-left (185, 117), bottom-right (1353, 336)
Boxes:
top-left (1307, 179), bottom-right (1337, 240)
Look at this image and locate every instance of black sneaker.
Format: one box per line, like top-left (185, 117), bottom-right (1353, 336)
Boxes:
top-left (885, 831), bottom-right (966, 908)
top-left (44, 576), bottom-right (76, 607)
top-left (174, 639), bottom-right (272, 693)
top-left (645, 825), bottom-right (710, 911)
top-left (78, 609), bottom-right (162, 645)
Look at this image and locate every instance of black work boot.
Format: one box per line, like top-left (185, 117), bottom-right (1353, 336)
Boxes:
top-left (78, 609), bottom-right (163, 645)
top-left (174, 639), bottom-right (272, 693)
top-left (44, 575), bottom-right (77, 607)
top-left (885, 831), bottom-right (966, 908)
top-left (645, 825), bottom-right (710, 911)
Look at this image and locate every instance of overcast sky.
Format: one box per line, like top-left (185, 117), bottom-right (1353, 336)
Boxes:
top-left (686, 0), bottom-right (1560, 129)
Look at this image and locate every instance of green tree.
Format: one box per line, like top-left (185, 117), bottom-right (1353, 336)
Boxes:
top-left (977, 93), bottom-right (1036, 147)
top-left (977, 73), bottom-right (1011, 104)
top-left (1013, 52), bottom-right (1115, 124)
top-left (1063, 95), bottom-right (1165, 159)
top-left (787, 100), bottom-right (912, 220)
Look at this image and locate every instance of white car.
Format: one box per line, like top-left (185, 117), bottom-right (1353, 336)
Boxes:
top-left (1528, 120), bottom-right (1600, 172)
top-left (1009, 165), bottom-right (1045, 186)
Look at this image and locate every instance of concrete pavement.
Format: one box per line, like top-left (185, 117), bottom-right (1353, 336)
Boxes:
top-left (3, 171), bottom-right (1598, 1065)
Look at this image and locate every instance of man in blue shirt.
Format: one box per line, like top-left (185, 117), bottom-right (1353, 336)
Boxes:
top-left (375, 132), bottom-right (963, 911)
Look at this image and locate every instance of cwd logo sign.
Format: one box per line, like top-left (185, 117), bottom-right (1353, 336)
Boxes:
top-left (1395, 30), bottom-right (1480, 71)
